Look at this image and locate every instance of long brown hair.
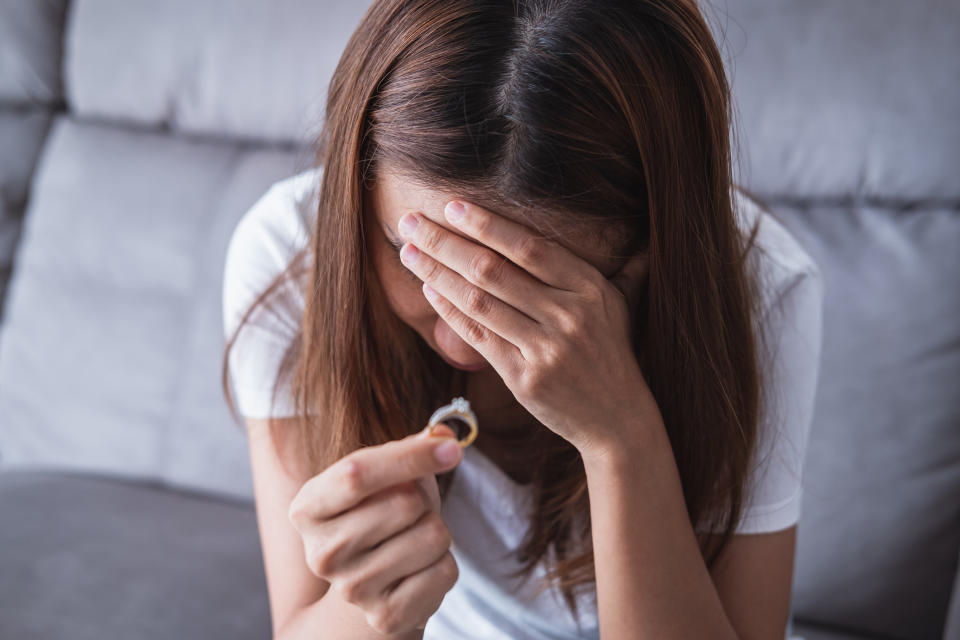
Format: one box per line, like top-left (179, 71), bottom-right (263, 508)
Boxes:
top-left (222, 0), bottom-right (764, 624)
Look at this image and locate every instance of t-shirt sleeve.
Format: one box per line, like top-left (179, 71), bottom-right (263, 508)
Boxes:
top-left (734, 261), bottom-right (825, 534)
top-left (221, 177), bottom-right (312, 419)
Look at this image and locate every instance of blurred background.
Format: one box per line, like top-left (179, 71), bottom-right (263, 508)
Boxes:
top-left (0, 1), bottom-right (957, 639)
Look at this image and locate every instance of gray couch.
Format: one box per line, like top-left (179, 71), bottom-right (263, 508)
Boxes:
top-left (0, 1), bottom-right (957, 639)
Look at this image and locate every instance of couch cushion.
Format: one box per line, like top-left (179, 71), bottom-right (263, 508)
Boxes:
top-left (0, 469), bottom-right (270, 639)
top-left (945, 550), bottom-right (960, 640)
top-left (65, 0), bottom-right (372, 144)
top-left (772, 202), bottom-right (960, 639)
top-left (0, 107), bottom-right (53, 322)
top-left (791, 620), bottom-right (885, 640)
top-left (0, 115), bottom-right (307, 500)
top-left (0, 0), bottom-right (68, 106)
top-left (713, 1), bottom-right (960, 200)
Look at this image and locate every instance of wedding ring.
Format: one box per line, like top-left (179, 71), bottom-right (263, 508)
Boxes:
top-left (425, 396), bottom-right (479, 448)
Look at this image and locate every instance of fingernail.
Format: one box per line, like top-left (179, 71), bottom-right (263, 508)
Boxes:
top-left (434, 440), bottom-right (461, 465)
top-left (444, 201), bottom-right (466, 223)
top-left (399, 213), bottom-right (420, 237)
top-left (400, 243), bottom-right (419, 264)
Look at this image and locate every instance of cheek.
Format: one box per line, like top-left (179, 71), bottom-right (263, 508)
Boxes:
top-left (378, 262), bottom-right (432, 319)
top-left (369, 243), bottom-right (435, 323)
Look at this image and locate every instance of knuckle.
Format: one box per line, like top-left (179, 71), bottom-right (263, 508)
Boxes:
top-left (421, 224), bottom-right (443, 252)
top-left (338, 458), bottom-right (364, 497)
top-left (368, 603), bottom-right (403, 636)
top-left (585, 276), bottom-right (606, 303)
top-left (463, 286), bottom-right (493, 317)
top-left (306, 538), bottom-right (337, 577)
top-left (337, 575), bottom-right (363, 603)
top-left (441, 552), bottom-right (460, 586)
top-left (518, 366), bottom-right (545, 397)
top-left (422, 258), bottom-right (442, 283)
top-left (465, 317), bottom-right (487, 344)
top-left (543, 341), bottom-right (565, 368)
top-left (554, 307), bottom-right (582, 336)
top-left (469, 252), bottom-right (504, 286)
top-left (423, 512), bottom-right (452, 549)
top-left (338, 566), bottom-right (376, 605)
top-left (471, 210), bottom-right (493, 236)
top-left (516, 234), bottom-right (546, 265)
top-left (287, 499), bottom-right (304, 527)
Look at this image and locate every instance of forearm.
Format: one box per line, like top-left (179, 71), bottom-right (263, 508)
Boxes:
top-left (581, 417), bottom-right (739, 640)
top-left (275, 594), bottom-right (424, 640)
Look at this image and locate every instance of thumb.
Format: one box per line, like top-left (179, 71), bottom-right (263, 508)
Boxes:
top-left (419, 421), bottom-right (458, 441)
top-left (416, 422), bottom-right (458, 512)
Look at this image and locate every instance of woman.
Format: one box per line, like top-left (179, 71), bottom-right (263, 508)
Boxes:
top-left (222, 0), bottom-right (824, 638)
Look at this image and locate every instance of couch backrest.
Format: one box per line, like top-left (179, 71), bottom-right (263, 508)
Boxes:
top-left (64, 0), bottom-right (372, 145)
top-left (0, 0), bottom-right (372, 501)
top-left (0, 0), bottom-right (68, 320)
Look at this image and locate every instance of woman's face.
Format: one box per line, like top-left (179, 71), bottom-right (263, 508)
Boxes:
top-left (366, 169), bottom-right (627, 372)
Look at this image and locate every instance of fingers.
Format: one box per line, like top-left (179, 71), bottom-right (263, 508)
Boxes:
top-left (309, 480), bottom-right (430, 575)
top-left (289, 423), bottom-right (463, 523)
top-left (442, 200), bottom-right (591, 291)
top-left (335, 510), bottom-right (453, 605)
top-left (374, 550), bottom-right (459, 632)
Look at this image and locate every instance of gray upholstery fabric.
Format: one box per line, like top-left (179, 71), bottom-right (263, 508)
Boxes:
top-left (0, 116), bottom-right (309, 500)
top-left (711, 1), bottom-right (960, 201)
top-left (0, 107), bottom-right (52, 322)
top-left (0, 0), bottom-right (68, 106)
top-left (65, 0), bottom-right (372, 144)
top-left (0, 469), bottom-right (271, 640)
top-left (791, 621), bottom-right (886, 640)
top-left (945, 551), bottom-right (960, 640)
top-left (773, 202), bottom-right (960, 640)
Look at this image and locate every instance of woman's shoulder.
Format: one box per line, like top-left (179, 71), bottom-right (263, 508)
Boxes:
top-left (222, 166), bottom-right (321, 322)
top-left (230, 166), bottom-right (321, 258)
top-left (725, 186), bottom-right (826, 534)
top-left (732, 186), bottom-right (824, 323)
top-left (221, 167), bottom-right (322, 418)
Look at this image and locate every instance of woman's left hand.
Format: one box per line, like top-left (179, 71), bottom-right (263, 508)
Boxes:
top-left (397, 200), bottom-right (659, 457)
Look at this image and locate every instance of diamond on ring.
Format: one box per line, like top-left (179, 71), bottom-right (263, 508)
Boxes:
top-left (426, 396), bottom-right (479, 448)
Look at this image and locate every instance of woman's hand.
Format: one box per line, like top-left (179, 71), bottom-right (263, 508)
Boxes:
top-left (397, 200), bottom-right (658, 457)
top-left (287, 424), bottom-right (463, 635)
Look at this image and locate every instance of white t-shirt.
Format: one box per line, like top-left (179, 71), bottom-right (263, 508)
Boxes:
top-left (222, 167), bottom-right (824, 639)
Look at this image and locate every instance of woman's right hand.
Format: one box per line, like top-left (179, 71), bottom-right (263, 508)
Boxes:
top-left (287, 423), bottom-right (464, 635)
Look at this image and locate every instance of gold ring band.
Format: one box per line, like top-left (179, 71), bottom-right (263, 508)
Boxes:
top-left (425, 396), bottom-right (479, 448)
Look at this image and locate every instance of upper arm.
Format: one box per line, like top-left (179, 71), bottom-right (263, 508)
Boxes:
top-left (246, 415), bottom-right (331, 635)
top-left (708, 527), bottom-right (797, 640)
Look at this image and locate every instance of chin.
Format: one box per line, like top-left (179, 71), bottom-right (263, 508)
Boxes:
top-left (438, 351), bottom-right (490, 372)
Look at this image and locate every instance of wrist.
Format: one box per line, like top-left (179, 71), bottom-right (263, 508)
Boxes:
top-left (578, 400), bottom-right (668, 472)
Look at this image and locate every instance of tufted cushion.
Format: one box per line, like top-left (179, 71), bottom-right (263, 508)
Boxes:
top-left (773, 202), bottom-right (960, 639)
top-left (0, 0), bottom-right (68, 107)
top-left (0, 108), bottom-right (53, 322)
top-left (710, 0), bottom-right (960, 201)
top-left (0, 116), bottom-right (309, 500)
top-left (64, 0), bottom-right (373, 145)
